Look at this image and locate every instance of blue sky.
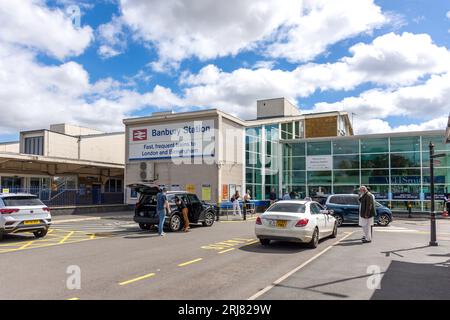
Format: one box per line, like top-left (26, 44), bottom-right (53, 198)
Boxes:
top-left (0, 0), bottom-right (449, 142)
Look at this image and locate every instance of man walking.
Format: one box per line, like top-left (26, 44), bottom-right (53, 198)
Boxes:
top-left (358, 185), bottom-right (376, 243)
top-left (156, 187), bottom-right (171, 236)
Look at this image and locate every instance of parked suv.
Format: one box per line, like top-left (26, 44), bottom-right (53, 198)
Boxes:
top-left (130, 184), bottom-right (216, 232)
top-left (0, 193), bottom-right (52, 240)
top-left (325, 194), bottom-right (392, 227)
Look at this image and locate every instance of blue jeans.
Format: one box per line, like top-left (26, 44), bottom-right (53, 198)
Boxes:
top-left (157, 209), bottom-right (166, 234)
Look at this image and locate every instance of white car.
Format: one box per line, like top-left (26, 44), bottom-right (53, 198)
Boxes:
top-left (0, 193), bottom-right (52, 240)
top-left (255, 200), bottom-right (337, 248)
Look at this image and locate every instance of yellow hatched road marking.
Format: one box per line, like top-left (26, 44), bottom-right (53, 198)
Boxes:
top-left (0, 229), bottom-right (105, 254)
top-left (178, 258), bottom-right (203, 267)
top-left (223, 239), bottom-right (245, 244)
top-left (218, 248), bottom-right (235, 254)
top-left (18, 241), bottom-right (35, 250)
top-left (67, 297), bottom-right (80, 300)
top-left (59, 231), bottom-right (75, 244)
top-left (119, 273), bottom-right (156, 286)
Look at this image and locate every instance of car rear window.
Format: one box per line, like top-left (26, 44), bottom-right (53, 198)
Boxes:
top-left (266, 203), bottom-right (306, 213)
top-left (2, 196), bottom-right (44, 206)
top-left (329, 196), bottom-right (359, 205)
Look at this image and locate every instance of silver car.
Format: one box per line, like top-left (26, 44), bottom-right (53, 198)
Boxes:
top-left (0, 193), bottom-right (52, 240)
top-left (255, 200), bottom-right (337, 248)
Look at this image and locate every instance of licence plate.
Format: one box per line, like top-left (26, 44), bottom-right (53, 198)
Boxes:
top-left (276, 220), bottom-right (288, 228)
top-left (24, 220), bottom-right (40, 225)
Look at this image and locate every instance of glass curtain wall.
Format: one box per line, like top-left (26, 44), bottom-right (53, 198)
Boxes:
top-left (279, 134), bottom-right (450, 212)
top-left (245, 127), bottom-right (263, 200)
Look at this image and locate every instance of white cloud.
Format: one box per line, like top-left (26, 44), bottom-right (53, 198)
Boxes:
top-left (119, 0), bottom-right (301, 68)
top-left (97, 15), bottom-right (127, 59)
top-left (176, 32), bottom-right (450, 120)
top-left (312, 72), bottom-right (450, 134)
top-left (266, 0), bottom-right (387, 62)
top-left (252, 60), bottom-right (276, 70)
top-left (0, 42), bottom-right (182, 134)
top-left (446, 10), bottom-right (450, 19)
top-left (115, 0), bottom-right (389, 68)
top-left (0, 0), bottom-right (93, 60)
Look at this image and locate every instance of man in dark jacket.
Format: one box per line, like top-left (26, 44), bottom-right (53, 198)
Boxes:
top-left (358, 185), bottom-right (376, 243)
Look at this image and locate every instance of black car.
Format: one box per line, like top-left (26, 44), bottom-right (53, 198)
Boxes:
top-left (129, 184), bottom-right (216, 232)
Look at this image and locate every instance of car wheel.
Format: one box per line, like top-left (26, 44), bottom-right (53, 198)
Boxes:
top-left (377, 214), bottom-right (390, 227)
top-left (308, 228), bottom-right (319, 249)
top-left (33, 229), bottom-right (48, 238)
top-left (202, 211), bottom-right (215, 227)
top-left (169, 214), bottom-right (182, 232)
top-left (139, 223), bottom-right (151, 230)
top-left (330, 223), bottom-right (338, 238)
top-left (260, 239), bottom-right (271, 246)
top-left (334, 214), bottom-right (344, 227)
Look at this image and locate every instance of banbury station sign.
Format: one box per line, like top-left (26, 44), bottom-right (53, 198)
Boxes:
top-left (128, 120), bottom-right (215, 161)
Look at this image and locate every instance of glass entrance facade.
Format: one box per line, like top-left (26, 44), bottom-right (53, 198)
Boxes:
top-left (245, 127), bottom-right (450, 212)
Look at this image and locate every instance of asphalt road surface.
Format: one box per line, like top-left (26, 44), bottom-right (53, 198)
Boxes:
top-left (0, 213), bottom-right (448, 300)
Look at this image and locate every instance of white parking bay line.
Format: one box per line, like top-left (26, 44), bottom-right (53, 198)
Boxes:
top-left (247, 231), bottom-right (355, 300)
top-left (53, 217), bottom-right (102, 224)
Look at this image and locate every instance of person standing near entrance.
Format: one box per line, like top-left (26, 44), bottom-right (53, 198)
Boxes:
top-left (444, 194), bottom-right (450, 213)
top-left (156, 188), bottom-right (171, 236)
top-left (282, 190), bottom-right (291, 200)
top-left (231, 191), bottom-right (242, 218)
top-left (269, 188), bottom-right (277, 205)
top-left (243, 190), bottom-right (251, 221)
top-left (175, 196), bottom-right (190, 232)
top-left (358, 185), bottom-right (376, 243)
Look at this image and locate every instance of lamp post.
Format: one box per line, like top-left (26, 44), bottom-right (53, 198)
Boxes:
top-left (428, 142), bottom-right (445, 247)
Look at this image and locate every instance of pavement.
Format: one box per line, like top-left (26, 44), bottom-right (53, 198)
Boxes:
top-left (0, 211), bottom-right (449, 300)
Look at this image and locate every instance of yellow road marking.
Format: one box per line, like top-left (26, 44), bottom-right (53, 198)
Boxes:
top-left (202, 238), bottom-right (258, 251)
top-left (178, 258), bottom-right (203, 267)
top-left (59, 231), bottom-right (75, 244)
top-left (18, 241), bottom-right (35, 250)
top-left (67, 297), bottom-right (80, 300)
top-left (119, 273), bottom-right (156, 286)
top-left (244, 240), bottom-right (259, 245)
top-left (0, 229), bottom-right (105, 254)
top-left (218, 248), bottom-right (235, 254)
top-left (223, 239), bottom-right (245, 244)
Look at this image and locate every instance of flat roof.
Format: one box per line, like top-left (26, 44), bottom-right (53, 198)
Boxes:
top-left (280, 129), bottom-right (446, 143)
top-left (0, 152), bottom-right (123, 169)
top-left (123, 107), bottom-right (352, 131)
top-left (123, 108), bottom-right (247, 126)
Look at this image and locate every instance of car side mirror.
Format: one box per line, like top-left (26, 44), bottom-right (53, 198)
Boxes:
top-left (320, 209), bottom-right (329, 215)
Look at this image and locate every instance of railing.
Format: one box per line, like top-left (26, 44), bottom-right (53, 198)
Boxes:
top-left (216, 201), bottom-right (267, 220)
top-left (0, 187), bottom-right (124, 207)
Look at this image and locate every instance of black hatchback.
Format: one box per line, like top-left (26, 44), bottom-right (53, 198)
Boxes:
top-left (129, 184), bottom-right (216, 232)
